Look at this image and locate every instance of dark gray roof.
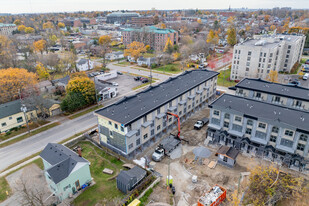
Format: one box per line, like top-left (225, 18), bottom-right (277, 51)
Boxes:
top-left (95, 70), bottom-right (219, 125)
top-left (52, 75), bottom-right (70, 86)
top-left (216, 146), bottom-right (239, 160)
top-left (210, 94), bottom-right (309, 132)
top-left (0, 100), bottom-right (35, 119)
top-left (235, 78), bottom-right (309, 102)
top-left (77, 58), bottom-right (88, 65)
top-left (117, 166), bottom-right (146, 185)
top-left (40, 143), bottom-right (88, 184)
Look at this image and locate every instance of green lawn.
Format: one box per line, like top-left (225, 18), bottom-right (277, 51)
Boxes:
top-left (72, 141), bottom-right (125, 205)
top-left (0, 120), bottom-right (50, 141)
top-left (117, 61), bottom-right (131, 66)
top-left (217, 69), bottom-right (237, 87)
top-left (68, 105), bottom-right (103, 120)
top-left (0, 177), bottom-right (11, 203)
top-left (0, 122), bottom-right (60, 148)
top-left (155, 64), bottom-right (182, 74)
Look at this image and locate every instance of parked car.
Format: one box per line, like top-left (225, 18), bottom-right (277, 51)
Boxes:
top-left (134, 76), bottom-right (141, 81)
top-left (288, 79), bottom-right (301, 86)
top-left (199, 63), bottom-right (208, 69)
top-left (305, 59), bottom-right (309, 65)
top-left (194, 118), bottom-right (209, 130)
top-left (112, 82), bottom-right (119, 86)
top-left (303, 73), bottom-right (309, 80)
top-left (117, 71), bottom-right (123, 75)
top-left (141, 78), bottom-right (149, 83)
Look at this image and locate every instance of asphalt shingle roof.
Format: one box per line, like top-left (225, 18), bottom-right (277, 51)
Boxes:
top-left (216, 146), bottom-right (239, 160)
top-left (236, 78), bottom-right (309, 102)
top-left (40, 143), bottom-right (88, 184)
top-left (0, 100), bottom-right (36, 119)
top-left (95, 69), bottom-right (219, 126)
top-left (210, 94), bottom-right (309, 132)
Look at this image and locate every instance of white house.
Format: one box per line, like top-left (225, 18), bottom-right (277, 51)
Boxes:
top-left (137, 57), bottom-right (156, 67)
top-left (99, 86), bottom-right (118, 101)
top-left (106, 51), bottom-right (124, 61)
top-left (76, 59), bottom-right (94, 71)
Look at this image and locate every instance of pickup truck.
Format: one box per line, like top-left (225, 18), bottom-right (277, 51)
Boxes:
top-left (152, 135), bottom-right (181, 162)
top-left (194, 118), bottom-right (209, 130)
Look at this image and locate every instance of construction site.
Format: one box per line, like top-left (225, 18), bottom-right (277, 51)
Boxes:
top-left (132, 106), bottom-right (308, 206)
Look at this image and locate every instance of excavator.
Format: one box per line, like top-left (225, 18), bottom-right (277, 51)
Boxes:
top-left (152, 112), bottom-right (188, 161)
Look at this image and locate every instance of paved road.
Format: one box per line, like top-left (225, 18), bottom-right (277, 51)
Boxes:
top-left (0, 65), bottom-right (172, 172)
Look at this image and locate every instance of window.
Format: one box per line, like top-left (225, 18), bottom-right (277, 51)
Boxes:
top-left (223, 121), bottom-right (229, 128)
top-left (235, 116), bottom-right (242, 122)
top-left (284, 130), bottom-right (294, 137)
top-left (274, 96), bottom-right (280, 103)
top-left (245, 128), bottom-right (252, 135)
top-left (157, 125), bottom-right (161, 131)
top-left (272, 127), bottom-right (279, 133)
top-left (151, 129), bottom-right (155, 135)
top-left (270, 53), bottom-right (273, 57)
top-left (248, 51), bottom-right (252, 55)
top-left (136, 138), bottom-right (140, 145)
top-left (288, 45), bottom-right (291, 49)
top-left (143, 134), bottom-right (148, 139)
top-left (213, 110), bottom-right (219, 116)
top-left (247, 57), bottom-right (251, 61)
top-left (169, 118), bottom-right (172, 122)
top-left (114, 124), bottom-right (118, 129)
top-left (294, 100), bottom-right (302, 107)
top-left (247, 119), bottom-right (253, 126)
top-left (108, 121), bottom-right (112, 125)
top-left (260, 52), bottom-right (263, 57)
top-left (256, 131), bottom-right (266, 140)
top-left (9, 117), bottom-right (12, 120)
top-left (211, 118), bottom-right (220, 125)
top-left (224, 113), bottom-right (230, 119)
top-left (232, 124), bottom-right (242, 132)
top-left (280, 139), bottom-right (293, 148)
top-left (255, 92), bottom-right (261, 98)
top-left (157, 108), bottom-right (161, 114)
top-left (264, 53), bottom-right (266, 57)
top-left (16, 117), bottom-right (23, 123)
top-left (223, 156), bottom-right (228, 162)
top-left (1, 122), bottom-right (7, 127)
top-left (120, 126), bottom-right (124, 132)
top-left (129, 143), bottom-right (133, 149)
top-left (300, 134), bottom-right (308, 142)
top-left (246, 68), bottom-right (249, 71)
top-left (109, 131), bottom-right (113, 136)
top-left (270, 135), bottom-right (277, 143)
top-left (258, 123), bottom-right (266, 129)
top-left (297, 143), bottom-right (305, 151)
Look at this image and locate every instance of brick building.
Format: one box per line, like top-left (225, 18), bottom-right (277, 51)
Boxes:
top-left (131, 17), bottom-right (154, 27)
top-left (122, 26), bottom-right (178, 51)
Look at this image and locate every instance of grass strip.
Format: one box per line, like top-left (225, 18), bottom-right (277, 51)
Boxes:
top-left (68, 105), bottom-right (103, 120)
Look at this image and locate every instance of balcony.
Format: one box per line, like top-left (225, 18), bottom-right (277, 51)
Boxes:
top-left (142, 121), bottom-right (153, 128)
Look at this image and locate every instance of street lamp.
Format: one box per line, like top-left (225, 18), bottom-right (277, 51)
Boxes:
top-left (20, 104), bottom-right (30, 134)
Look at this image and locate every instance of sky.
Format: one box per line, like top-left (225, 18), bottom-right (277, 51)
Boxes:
top-left (0, 0), bottom-right (307, 14)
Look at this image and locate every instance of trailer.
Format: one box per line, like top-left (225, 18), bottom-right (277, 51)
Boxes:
top-left (198, 185), bottom-right (226, 206)
top-left (152, 135), bottom-right (181, 161)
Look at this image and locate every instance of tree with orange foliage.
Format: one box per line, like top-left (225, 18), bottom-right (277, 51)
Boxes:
top-left (207, 30), bottom-right (219, 45)
top-left (270, 25), bottom-right (276, 31)
top-left (98, 35), bottom-right (112, 67)
top-left (124, 41), bottom-right (147, 61)
top-left (57, 22), bottom-right (65, 28)
top-left (266, 70), bottom-right (278, 82)
top-left (36, 62), bottom-right (50, 80)
top-left (264, 15), bottom-right (270, 22)
top-left (197, 19), bottom-right (202, 24)
top-left (33, 40), bottom-right (47, 54)
top-left (160, 23), bottom-right (166, 29)
top-left (13, 19), bottom-right (22, 26)
top-left (0, 68), bottom-right (38, 103)
top-left (25, 27), bottom-right (35, 34)
top-left (43, 22), bottom-right (54, 29)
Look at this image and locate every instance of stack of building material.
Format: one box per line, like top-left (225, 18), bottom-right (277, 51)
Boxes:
top-left (198, 185), bottom-right (226, 206)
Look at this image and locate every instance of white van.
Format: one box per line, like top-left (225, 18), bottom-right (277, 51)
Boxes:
top-left (303, 73), bottom-right (309, 80)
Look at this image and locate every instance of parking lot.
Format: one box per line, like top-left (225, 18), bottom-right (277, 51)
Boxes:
top-left (94, 73), bottom-right (143, 97)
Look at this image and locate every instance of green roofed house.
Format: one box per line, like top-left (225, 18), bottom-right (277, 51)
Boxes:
top-left (122, 26), bottom-right (179, 51)
top-left (40, 143), bottom-right (92, 202)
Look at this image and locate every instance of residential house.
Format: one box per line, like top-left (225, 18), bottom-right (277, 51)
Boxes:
top-left (137, 57), bottom-right (156, 67)
top-left (52, 76), bottom-right (70, 89)
top-left (0, 23), bottom-right (16, 36)
top-left (76, 59), bottom-right (94, 71)
top-left (116, 166), bottom-right (147, 194)
top-left (0, 100), bottom-right (37, 133)
top-left (207, 94), bottom-right (309, 171)
top-left (106, 51), bottom-right (124, 61)
top-left (40, 143), bottom-right (92, 202)
top-left (95, 70), bottom-right (218, 158)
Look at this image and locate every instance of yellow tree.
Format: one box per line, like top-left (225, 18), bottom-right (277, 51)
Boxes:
top-left (33, 40), bottom-right (47, 54)
top-left (124, 41), bottom-right (147, 61)
top-left (0, 68), bottom-right (38, 103)
top-left (266, 70), bottom-right (278, 82)
top-left (197, 19), bottom-right (202, 24)
top-left (66, 77), bottom-right (96, 104)
top-left (160, 23), bottom-right (166, 29)
top-left (163, 37), bottom-right (173, 54)
top-left (227, 27), bottom-right (237, 46)
top-left (25, 27), bottom-right (35, 34)
top-left (36, 62), bottom-right (50, 80)
top-left (43, 22), bottom-right (54, 29)
top-left (227, 16), bottom-right (235, 24)
top-left (264, 15), bottom-right (270, 22)
top-left (18, 25), bottom-right (26, 33)
top-left (207, 29), bottom-right (219, 45)
top-left (49, 34), bottom-right (58, 46)
top-left (57, 22), bottom-right (65, 28)
top-left (99, 35), bottom-right (112, 67)
top-left (173, 52), bottom-right (181, 61)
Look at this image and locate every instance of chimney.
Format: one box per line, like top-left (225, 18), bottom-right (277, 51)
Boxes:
top-left (77, 147), bottom-right (82, 157)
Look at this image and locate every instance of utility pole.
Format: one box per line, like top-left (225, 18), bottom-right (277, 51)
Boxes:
top-left (167, 157), bottom-right (170, 189)
top-left (19, 89), bottom-right (30, 134)
top-left (149, 64), bottom-right (152, 87)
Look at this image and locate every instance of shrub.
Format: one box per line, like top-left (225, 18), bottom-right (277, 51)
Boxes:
top-left (5, 131), bottom-right (12, 136)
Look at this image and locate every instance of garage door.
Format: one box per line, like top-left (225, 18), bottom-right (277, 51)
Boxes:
top-left (52, 108), bottom-right (61, 116)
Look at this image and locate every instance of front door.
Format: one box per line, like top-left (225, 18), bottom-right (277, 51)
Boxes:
top-left (75, 180), bottom-right (80, 190)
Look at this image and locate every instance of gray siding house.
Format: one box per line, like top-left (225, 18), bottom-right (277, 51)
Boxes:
top-left (116, 166), bottom-right (147, 194)
top-left (95, 70), bottom-right (219, 158)
top-left (216, 145), bottom-right (239, 167)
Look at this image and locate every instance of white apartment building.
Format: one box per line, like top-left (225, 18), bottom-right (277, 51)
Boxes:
top-left (231, 34), bottom-right (306, 80)
top-left (0, 23), bottom-right (17, 36)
